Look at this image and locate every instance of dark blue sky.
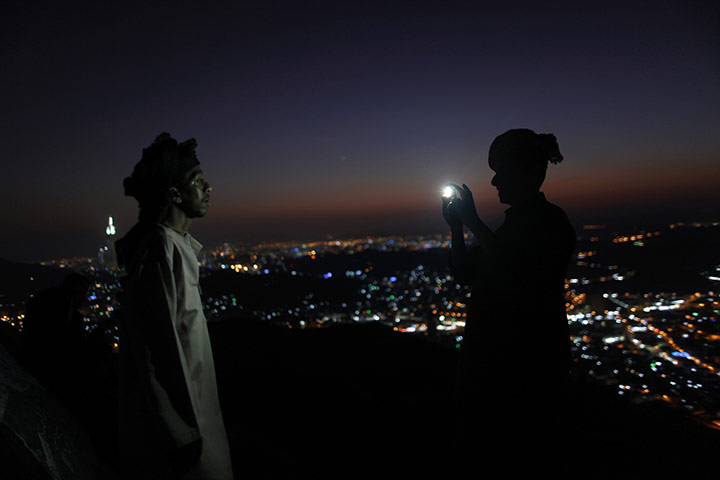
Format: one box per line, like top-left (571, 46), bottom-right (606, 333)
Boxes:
top-left (3, 0), bottom-right (719, 262)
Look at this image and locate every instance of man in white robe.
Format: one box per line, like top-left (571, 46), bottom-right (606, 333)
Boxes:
top-left (116, 133), bottom-right (233, 479)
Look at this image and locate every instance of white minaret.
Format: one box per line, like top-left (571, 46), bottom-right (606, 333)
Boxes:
top-left (106, 216), bottom-right (116, 237)
top-left (99, 215), bottom-right (118, 269)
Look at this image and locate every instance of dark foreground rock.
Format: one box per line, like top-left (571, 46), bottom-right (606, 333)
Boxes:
top-left (2, 317), bottom-right (718, 479)
top-left (0, 344), bottom-right (120, 479)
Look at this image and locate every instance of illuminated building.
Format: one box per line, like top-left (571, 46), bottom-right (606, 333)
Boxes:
top-left (98, 215), bottom-right (117, 269)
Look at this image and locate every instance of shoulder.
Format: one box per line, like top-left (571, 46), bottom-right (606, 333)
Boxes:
top-left (144, 225), bottom-right (172, 250)
top-left (535, 199), bottom-right (576, 250)
top-left (130, 226), bottom-right (177, 270)
top-left (541, 200), bottom-right (574, 229)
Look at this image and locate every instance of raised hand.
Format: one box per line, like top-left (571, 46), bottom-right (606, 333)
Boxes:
top-left (446, 184), bottom-right (480, 228)
top-left (442, 186), bottom-right (463, 231)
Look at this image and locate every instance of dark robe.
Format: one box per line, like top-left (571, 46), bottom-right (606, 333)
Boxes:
top-left (452, 192), bottom-right (576, 473)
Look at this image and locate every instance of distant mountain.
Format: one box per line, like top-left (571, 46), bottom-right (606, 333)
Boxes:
top-left (572, 223), bottom-right (720, 295)
top-left (0, 258), bottom-right (67, 304)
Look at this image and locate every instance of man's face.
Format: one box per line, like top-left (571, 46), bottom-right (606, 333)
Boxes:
top-left (177, 166), bottom-right (212, 218)
top-left (489, 154), bottom-right (538, 205)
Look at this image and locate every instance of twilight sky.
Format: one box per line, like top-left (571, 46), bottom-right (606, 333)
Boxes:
top-left (3, 0), bottom-right (719, 262)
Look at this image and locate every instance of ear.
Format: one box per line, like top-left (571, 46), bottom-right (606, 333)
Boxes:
top-left (169, 186), bottom-right (183, 204)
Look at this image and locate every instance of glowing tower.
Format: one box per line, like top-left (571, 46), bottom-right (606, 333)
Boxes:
top-left (99, 216), bottom-right (117, 269)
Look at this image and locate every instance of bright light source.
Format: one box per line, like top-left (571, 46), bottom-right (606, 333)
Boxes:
top-left (442, 186), bottom-right (454, 198)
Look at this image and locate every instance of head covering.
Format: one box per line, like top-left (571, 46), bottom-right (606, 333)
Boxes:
top-left (116, 133), bottom-right (201, 268)
top-left (123, 132), bottom-right (200, 207)
top-left (489, 128), bottom-right (563, 169)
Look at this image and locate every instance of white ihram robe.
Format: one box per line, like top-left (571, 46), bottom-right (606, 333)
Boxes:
top-left (118, 224), bottom-right (233, 479)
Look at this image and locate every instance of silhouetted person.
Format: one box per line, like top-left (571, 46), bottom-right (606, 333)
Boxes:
top-left (115, 133), bottom-right (233, 479)
top-left (23, 272), bottom-right (91, 399)
top-left (23, 272), bottom-right (119, 466)
top-left (442, 129), bottom-right (576, 474)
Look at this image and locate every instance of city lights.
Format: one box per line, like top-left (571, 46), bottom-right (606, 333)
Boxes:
top-left (3, 218), bottom-right (719, 435)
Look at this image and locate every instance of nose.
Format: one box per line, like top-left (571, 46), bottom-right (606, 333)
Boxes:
top-left (491, 174), bottom-right (498, 187)
top-left (204, 179), bottom-right (212, 193)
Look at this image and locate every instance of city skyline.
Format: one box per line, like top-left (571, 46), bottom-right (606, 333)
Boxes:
top-left (3, 0), bottom-right (719, 262)
top-left (7, 220), bottom-right (719, 435)
top-left (3, 219), bottom-right (719, 476)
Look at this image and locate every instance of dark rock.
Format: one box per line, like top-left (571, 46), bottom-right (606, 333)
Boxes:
top-left (0, 344), bottom-right (117, 479)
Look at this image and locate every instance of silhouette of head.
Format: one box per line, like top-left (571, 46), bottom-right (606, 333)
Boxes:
top-left (60, 273), bottom-right (91, 306)
top-left (123, 133), bottom-right (210, 223)
top-left (489, 129), bottom-right (563, 205)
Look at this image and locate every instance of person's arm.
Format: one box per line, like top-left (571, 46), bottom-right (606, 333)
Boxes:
top-left (443, 185), bottom-right (492, 285)
top-left (449, 224), bottom-right (468, 276)
top-left (451, 184), bottom-right (494, 252)
top-left (443, 194), bottom-right (466, 266)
